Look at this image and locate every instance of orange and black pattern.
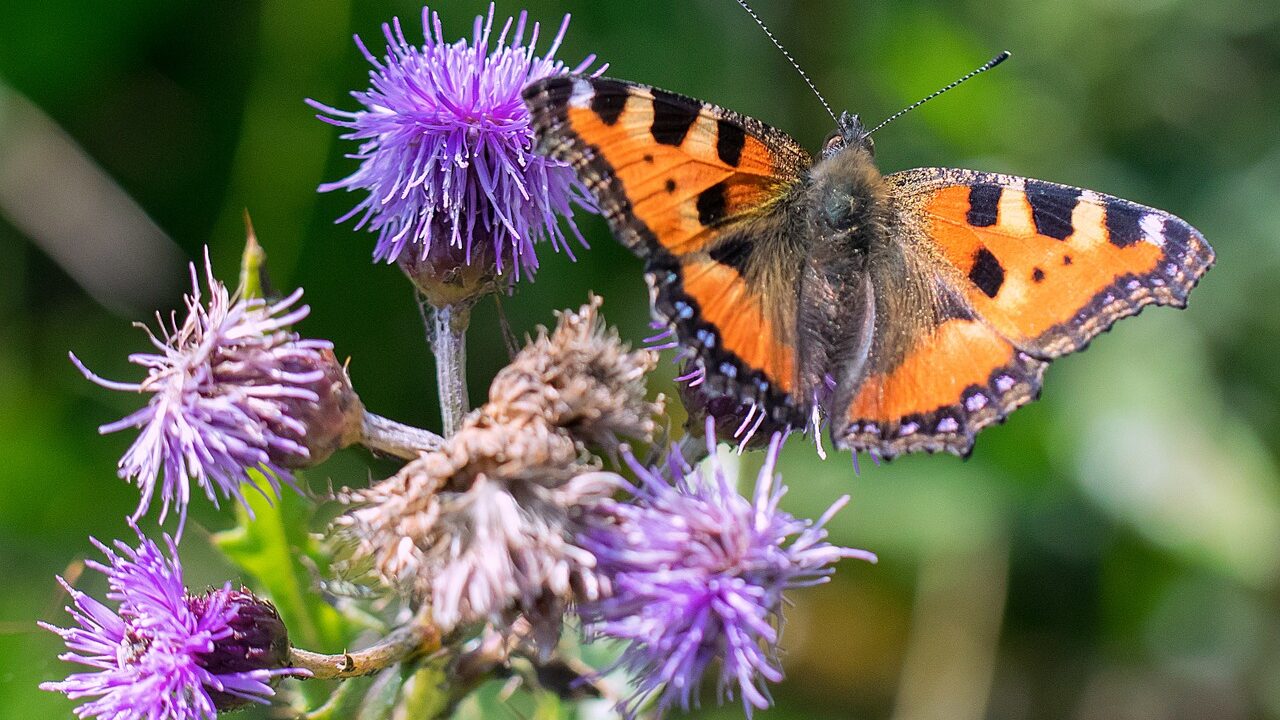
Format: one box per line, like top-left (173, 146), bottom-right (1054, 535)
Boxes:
top-left (890, 168), bottom-right (1215, 357)
top-left (524, 75), bottom-right (808, 259)
top-left (524, 75), bottom-right (813, 426)
top-left (524, 75), bottom-right (1215, 460)
top-left (833, 169), bottom-right (1214, 458)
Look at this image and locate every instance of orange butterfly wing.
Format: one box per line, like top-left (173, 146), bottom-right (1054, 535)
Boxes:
top-left (524, 76), bottom-right (815, 421)
top-left (524, 76), bottom-right (808, 258)
top-left (892, 169), bottom-right (1215, 356)
top-left (835, 168), bottom-right (1213, 458)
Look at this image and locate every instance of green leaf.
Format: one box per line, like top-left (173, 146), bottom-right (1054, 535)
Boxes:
top-left (393, 661), bottom-right (450, 719)
top-left (301, 669), bottom-right (408, 720)
top-left (531, 690), bottom-right (566, 720)
top-left (213, 476), bottom-right (350, 651)
top-left (213, 474), bottom-right (358, 709)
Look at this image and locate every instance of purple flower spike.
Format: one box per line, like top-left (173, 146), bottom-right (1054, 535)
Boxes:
top-left (72, 249), bottom-right (357, 533)
top-left (577, 418), bottom-right (877, 717)
top-left (311, 4), bottom-right (603, 286)
top-left (41, 527), bottom-right (301, 719)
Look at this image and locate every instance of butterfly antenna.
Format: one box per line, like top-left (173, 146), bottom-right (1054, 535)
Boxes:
top-left (734, 0), bottom-right (837, 123)
top-left (867, 50), bottom-right (1011, 136)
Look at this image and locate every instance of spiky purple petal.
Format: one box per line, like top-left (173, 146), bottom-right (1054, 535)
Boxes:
top-left (577, 419), bottom-right (876, 717)
top-left (72, 249), bottom-right (345, 532)
top-left (40, 528), bottom-right (299, 719)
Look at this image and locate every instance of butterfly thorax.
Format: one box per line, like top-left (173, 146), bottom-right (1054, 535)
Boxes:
top-left (806, 141), bottom-right (889, 256)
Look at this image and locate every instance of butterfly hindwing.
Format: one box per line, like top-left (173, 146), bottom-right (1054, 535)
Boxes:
top-left (524, 75), bottom-right (816, 423)
top-left (828, 223), bottom-right (1050, 458)
top-left (838, 313), bottom-right (1049, 458)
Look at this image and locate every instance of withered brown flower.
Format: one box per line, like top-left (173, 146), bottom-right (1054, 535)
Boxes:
top-left (488, 295), bottom-right (662, 451)
top-left (337, 297), bottom-right (662, 644)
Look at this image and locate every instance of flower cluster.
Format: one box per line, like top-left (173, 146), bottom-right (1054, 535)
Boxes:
top-left (47, 4), bottom-right (882, 719)
top-left (311, 4), bottom-right (603, 303)
top-left (40, 528), bottom-right (298, 720)
top-left (577, 420), bottom-right (876, 716)
top-left (72, 250), bottom-right (360, 532)
top-left (339, 298), bottom-right (660, 649)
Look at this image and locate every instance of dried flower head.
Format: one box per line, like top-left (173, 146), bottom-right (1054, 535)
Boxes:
top-left (489, 295), bottom-right (662, 450)
top-left (311, 4), bottom-right (603, 303)
top-left (41, 528), bottom-right (299, 719)
top-left (340, 428), bottom-right (615, 648)
top-left (340, 298), bottom-right (658, 646)
top-left (576, 420), bottom-right (877, 717)
top-left (72, 251), bottom-right (362, 531)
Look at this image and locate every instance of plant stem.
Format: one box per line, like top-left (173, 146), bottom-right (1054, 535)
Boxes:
top-left (360, 410), bottom-right (445, 459)
top-left (429, 301), bottom-right (472, 437)
top-left (290, 610), bottom-right (442, 680)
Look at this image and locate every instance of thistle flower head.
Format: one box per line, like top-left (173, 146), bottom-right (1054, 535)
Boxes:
top-left (72, 250), bottom-right (361, 532)
top-left (40, 528), bottom-right (299, 719)
top-left (311, 4), bottom-right (603, 302)
top-left (576, 420), bottom-right (876, 717)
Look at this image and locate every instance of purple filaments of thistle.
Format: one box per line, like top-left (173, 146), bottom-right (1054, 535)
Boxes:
top-left (576, 418), bottom-right (877, 717)
top-left (310, 4), bottom-right (604, 279)
top-left (40, 528), bottom-right (300, 719)
top-left (643, 323), bottom-right (681, 353)
top-left (71, 251), bottom-right (332, 533)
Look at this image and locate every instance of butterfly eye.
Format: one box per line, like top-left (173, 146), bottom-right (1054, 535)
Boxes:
top-left (822, 133), bottom-right (844, 154)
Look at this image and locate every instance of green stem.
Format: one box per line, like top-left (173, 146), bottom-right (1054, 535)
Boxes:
top-left (360, 410), bottom-right (444, 459)
top-left (430, 301), bottom-right (472, 436)
top-left (289, 611), bottom-right (441, 680)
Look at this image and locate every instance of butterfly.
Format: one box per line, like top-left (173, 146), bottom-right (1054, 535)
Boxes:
top-left (521, 74), bottom-right (1214, 459)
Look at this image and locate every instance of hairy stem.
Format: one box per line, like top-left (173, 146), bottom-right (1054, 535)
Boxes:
top-left (360, 410), bottom-right (444, 459)
top-left (429, 301), bottom-right (472, 437)
top-left (290, 610), bottom-right (441, 680)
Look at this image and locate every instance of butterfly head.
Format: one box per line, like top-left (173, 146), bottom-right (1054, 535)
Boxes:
top-left (821, 112), bottom-right (874, 160)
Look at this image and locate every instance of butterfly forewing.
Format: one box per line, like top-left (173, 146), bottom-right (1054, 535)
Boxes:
top-left (524, 76), bottom-right (809, 258)
top-left (888, 168), bottom-right (1215, 357)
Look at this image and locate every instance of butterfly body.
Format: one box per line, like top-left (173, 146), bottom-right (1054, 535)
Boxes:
top-left (523, 75), bottom-right (1214, 458)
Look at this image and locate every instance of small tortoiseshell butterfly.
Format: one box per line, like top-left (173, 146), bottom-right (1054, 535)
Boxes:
top-left (522, 66), bottom-right (1214, 459)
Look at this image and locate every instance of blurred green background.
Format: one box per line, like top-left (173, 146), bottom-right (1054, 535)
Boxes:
top-left (2, 0), bottom-right (1277, 717)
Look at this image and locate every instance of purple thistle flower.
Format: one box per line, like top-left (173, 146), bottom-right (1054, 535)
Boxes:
top-left (71, 249), bottom-right (360, 533)
top-left (310, 3), bottom-right (603, 290)
top-left (576, 419), bottom-right (877, 717)
top-left (40, 527), bottom-right (300, 719)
